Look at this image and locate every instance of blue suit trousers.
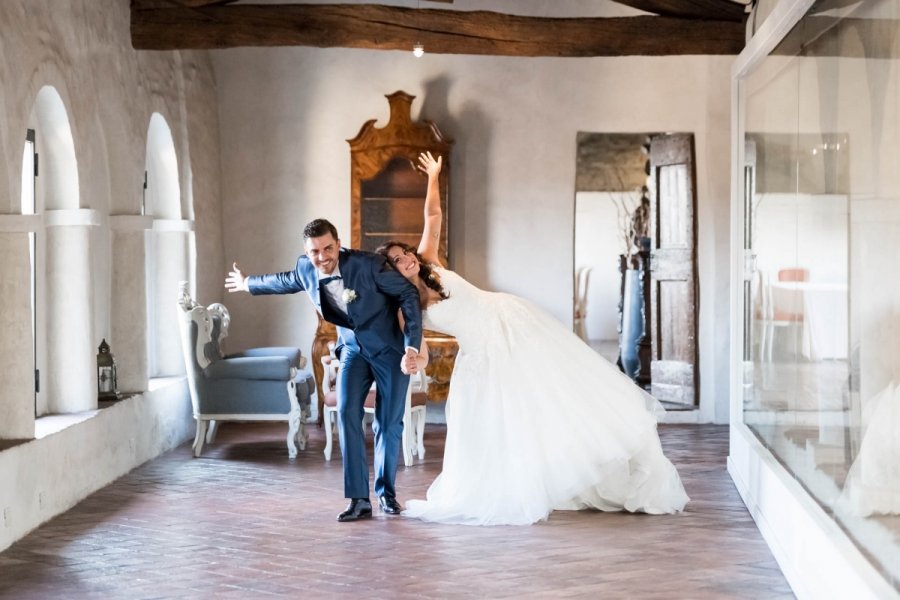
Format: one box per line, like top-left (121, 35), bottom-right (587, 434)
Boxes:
top-left (337, 346), bottom-right (409, 499)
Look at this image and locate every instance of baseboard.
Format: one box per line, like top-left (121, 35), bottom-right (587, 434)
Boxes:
top-left (728, 424), bottom-right (897, 599)
top-left (661, 408), bottom-right (701, 424)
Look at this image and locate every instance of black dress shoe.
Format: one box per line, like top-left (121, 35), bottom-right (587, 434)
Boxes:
top-left (378, 495), bottom-right (403, 515)
top-left (337, 498), bottom-right (372, 522)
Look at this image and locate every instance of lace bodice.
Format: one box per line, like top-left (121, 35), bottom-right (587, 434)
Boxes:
top-left (423, 267), bottom-right (522, 352)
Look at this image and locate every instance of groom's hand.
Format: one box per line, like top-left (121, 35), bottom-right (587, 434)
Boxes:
top-left (402, 348), bottom-right (419, 374)
top-left (225, 262), bottom-right (250, 293)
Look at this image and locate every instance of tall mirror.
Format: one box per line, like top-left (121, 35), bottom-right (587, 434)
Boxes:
top-left (574, 133), bottom-right (649, 367)
top-left (574, 132), bottom-right (699, 408)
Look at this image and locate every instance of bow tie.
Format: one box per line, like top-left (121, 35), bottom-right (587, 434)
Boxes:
top-left (320, 275), bottom-right (342, 285)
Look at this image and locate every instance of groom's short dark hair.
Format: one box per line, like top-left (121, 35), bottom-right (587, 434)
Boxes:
top-left (304, 219), bottom-right (338, 241)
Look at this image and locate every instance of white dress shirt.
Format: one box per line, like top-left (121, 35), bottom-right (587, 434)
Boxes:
top-left (318, 267), bottom-right (349, 315)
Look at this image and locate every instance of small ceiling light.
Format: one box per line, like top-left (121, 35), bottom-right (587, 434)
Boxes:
top-left (413, 42), bottom-right (424, 58)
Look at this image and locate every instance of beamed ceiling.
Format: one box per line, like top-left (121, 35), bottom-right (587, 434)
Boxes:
top-left (130, 0), bottom-right (751, 56)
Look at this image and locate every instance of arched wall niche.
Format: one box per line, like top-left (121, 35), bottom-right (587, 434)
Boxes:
top-left (33, 85), bottom-right (79, 211)
top-left (145, 112), bottom-right (181, 220)
top-left (144, 111), bottom-right (189, 378)
top-left (26, 84), bottom-right (94, 414)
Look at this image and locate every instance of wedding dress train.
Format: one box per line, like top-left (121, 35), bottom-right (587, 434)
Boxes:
top-left (403, 268), bottom-right (689, 526)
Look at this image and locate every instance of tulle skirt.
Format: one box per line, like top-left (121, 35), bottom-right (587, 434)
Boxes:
top-left (404, 293), bottom-right (689, 526)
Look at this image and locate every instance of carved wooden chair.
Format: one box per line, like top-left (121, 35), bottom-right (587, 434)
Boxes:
top-left (176, 282), bottom-right (315, 458)
top-left (321, 349), bottom-right (428, 466)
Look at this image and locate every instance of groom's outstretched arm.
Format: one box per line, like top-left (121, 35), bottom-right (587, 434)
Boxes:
top-left (229, 258), bottom-right (307, 296)
top-left (248, 268), bottom-right (305, 295)
top-left (248, 272), bottom-right (304, 295)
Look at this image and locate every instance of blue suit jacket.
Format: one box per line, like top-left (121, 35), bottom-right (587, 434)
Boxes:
top-left (247, 248), bottom-right (422, 359)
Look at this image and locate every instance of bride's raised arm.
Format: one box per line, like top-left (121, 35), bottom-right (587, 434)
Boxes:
top-left (416, 151), bottom-right (444, 267)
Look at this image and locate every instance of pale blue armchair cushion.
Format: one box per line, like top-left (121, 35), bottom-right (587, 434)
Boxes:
top-left (204, 356), bottom-right (293, 381)
top-left (223, 346), bottom-right (314, 409)
top-left (201, 379), bottom-right (295, 415)
top-left (228, 347), bottom-right (301, 364)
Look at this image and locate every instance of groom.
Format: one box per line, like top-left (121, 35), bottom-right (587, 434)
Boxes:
top-left (225, 218), bottom-right (422, 522)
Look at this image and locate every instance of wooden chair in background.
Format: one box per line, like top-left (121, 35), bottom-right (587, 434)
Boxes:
top-left (574, 266), bottom-right (592, 342)
top-left (320, 348), bottom-right (428, 466)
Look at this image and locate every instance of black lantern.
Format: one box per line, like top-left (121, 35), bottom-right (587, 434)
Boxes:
top-left (97, 339), bottom-right (118, 401)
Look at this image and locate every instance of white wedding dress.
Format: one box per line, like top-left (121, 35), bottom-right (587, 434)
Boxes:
top-left (403, 267), bottom-right (689, 526)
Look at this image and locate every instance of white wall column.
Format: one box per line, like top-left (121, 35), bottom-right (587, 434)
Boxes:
top-left (44, 209), bottom-right (97, 413)
top-left (149, 219), bottom-right (192, 377)
top-left (110, 215), bottom-right (153, 392)
top-left (0, 216), bottom-right (41, 439)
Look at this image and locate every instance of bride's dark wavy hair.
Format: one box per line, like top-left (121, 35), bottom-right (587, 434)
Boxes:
top-left (375, 240), bottom-right (448, 299)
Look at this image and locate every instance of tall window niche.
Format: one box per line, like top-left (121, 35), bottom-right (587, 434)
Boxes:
top-left (145, 113), bottom-right (191, 378)
top-left (30, 86), bottom-right (96, 415)
top-left (0, 126), bottom-right (40, 436)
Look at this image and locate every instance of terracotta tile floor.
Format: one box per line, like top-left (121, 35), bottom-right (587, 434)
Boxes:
top-left (0, 424), bottom-right (793, 599)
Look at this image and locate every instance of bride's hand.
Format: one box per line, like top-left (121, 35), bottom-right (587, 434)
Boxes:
top-left (402, 348), bottom-right (420, 374)
top-left (418, 151), bottom-right (442, 178)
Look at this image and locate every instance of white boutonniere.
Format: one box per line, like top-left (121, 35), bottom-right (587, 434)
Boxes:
top-left (342, 289), bottom-right (358, 304)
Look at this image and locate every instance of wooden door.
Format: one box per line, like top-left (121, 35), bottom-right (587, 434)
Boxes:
top-left (649, 133), bottom-right (698, 407)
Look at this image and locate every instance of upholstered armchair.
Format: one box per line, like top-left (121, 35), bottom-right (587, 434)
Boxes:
top-left (176, 282), bottom-right (315, 458)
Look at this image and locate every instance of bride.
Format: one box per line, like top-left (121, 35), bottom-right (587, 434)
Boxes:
top-left (377, 152), bottom-right (689, 526)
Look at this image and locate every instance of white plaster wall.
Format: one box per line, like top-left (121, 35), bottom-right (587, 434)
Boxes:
top-left (150, 230), bottom-right (191, 377)
top-left (45, 224), bottom-right (95, 413)
top-left (184, 62), bottom-right (227, 300)
top-left (0, 0), bottom-right (225, 413)
top-left (111, 228), bottom-right (149, 392)
top-left (0, 233), bottom-right (34, 438)
top-left (213, 47), bottom-right (734, 422)
top-left (0, 0), bottom-right (224, 546)
top-left (0, 383), bottom-right (193, 553)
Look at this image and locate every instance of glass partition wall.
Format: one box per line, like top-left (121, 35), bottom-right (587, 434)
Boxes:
top-left (739, 1), bottom-right (900, 591)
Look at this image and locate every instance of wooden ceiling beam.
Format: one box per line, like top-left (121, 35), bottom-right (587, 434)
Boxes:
top-left (132, 0), bottom-right (238, 8)
top-left (808, 0), bottom-right (865, 14)
top-left (612, 0), bottom-right (747, 22)
top-left (131, 4), bottom-right (745, 56)
top-left (176, 0), bottom-right (236, 6)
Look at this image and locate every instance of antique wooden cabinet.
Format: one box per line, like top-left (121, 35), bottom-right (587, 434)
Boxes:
top-left (349, 90), bottom-right (453, 262)
top-left (311, 91), bottom-right (457, 424)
